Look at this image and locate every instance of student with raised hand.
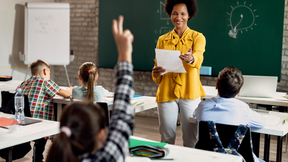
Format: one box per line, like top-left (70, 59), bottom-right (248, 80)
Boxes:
top-left (46, 15), bottom-right (135, 162)
top-left (72, 62), bottom-right (109, 102)
top-left (193, 66), bottom-right (266, 162)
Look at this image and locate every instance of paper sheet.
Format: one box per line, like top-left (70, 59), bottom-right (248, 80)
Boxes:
top-left (262, 115), bottom-right (281, 126)
top-left (155, 49), bottom-right (186, 75)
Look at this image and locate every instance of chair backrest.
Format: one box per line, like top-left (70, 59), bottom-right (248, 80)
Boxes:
top-left (97, 102), bottom-right (109, 126)
top-left (0, 91), bottom-right (31, 117)
top-left (195, 121), bottom-right (254, 162)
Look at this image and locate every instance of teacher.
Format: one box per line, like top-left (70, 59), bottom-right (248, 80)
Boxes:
top-left (152, 0), bottom-right (206, 147)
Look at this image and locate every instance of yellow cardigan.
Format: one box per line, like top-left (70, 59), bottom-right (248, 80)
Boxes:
top-left (152, 27), bottom-right (206, 103)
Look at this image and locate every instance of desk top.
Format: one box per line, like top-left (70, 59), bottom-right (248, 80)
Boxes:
top-left (252, 110), bottom-right (288, 136)
top-left (0, 113), bottom-right (59, 149)
top-left (189, 109), bottom-right (288, 137)
top-left (53, 94), bottom-right (157, 113)
top-left (203, 85), bottom-right (288, 106)
top-left (130, 136), bottom-right (242, 162)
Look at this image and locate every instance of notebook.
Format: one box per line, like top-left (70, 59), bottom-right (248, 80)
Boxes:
top-left (238, 75), bottom-right (278, 98)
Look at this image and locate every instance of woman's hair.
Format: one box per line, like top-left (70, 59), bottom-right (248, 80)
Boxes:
top-left (78, 62), bottom-right (97, 101)
top-left (164, 0), bottom-right (197, 21)
top-left (217, 66), bottom-right (244, 98)
top-left (46, 101), bottom-right (107, 162)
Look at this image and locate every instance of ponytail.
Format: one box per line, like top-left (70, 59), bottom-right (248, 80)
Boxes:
top-left (46, 132), bottom-right (80, 162)
top-left (78, 62), bottom-right (97, 102)
top-left (87, 71), bottom-right (95, 102)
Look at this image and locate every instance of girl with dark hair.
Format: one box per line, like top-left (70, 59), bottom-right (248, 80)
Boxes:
top-left (72, 62), bottom-right (109, 102)
top-left (46, 15), bottom-right (135, 162)
top-left (152, 0), bottom-right (206, 147)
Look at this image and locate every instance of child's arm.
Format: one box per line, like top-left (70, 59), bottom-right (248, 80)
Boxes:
top-left (58, 85), bottom-right (72, 98)
top-left (83, 15), bottom-right (134, 162)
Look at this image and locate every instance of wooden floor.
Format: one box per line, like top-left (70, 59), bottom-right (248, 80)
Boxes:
top-left (1, 115), bottom-right (287, 162)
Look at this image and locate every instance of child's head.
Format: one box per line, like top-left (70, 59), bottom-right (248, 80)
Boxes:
top-left (217, 66), bottom-right (244, 98)
top-left (46, 101), bottom-right (107, 162)
top-left (78, 62), bottom-right (98, 101)
top-left (30, 59), bottom-right (51, 79)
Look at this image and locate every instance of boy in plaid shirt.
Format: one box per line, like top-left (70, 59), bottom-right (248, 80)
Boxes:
top-left (17, 59), bottom-right (72, 162)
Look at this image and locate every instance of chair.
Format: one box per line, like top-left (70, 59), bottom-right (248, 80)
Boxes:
top-left (97, 102), bottom-right (109, 126)
top-left (195, 121), bottom-right (254, 162)
top-left (1, 91), bottom-right (31, 117)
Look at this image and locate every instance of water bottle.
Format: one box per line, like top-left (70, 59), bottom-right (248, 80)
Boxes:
top-left (15, 88), bottom-right (25, 125)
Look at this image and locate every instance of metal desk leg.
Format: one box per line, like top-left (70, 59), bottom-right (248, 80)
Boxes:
top-left (57, 103), bottom-right (62, 121)
top-left (5, 147), bottom-right (12, 162)
top-left (252, 132), bottom-right (260, 157)
top-left (276, 136), bottom-right (283, 162)
top-left (264, 134), bottom-right (271, 162)
top-left (285, 134), bottom-right (288, 153)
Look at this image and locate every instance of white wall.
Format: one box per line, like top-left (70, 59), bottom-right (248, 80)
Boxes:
top-left (0, 0), bottom-right (53, 80)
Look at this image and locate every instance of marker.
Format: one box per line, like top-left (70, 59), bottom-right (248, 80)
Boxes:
top-left (283, 119), bottom-right (287, 125)
top-left (133, 102), bottom-right (137, 106)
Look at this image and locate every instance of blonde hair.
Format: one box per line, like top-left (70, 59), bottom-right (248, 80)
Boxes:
top-left (78, 62), bottom-right (97, 101)
top-left (30, 59), bottom-right (50, 75)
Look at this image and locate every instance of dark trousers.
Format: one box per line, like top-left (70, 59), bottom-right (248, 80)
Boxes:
top-left (33, 138), bottom-right (47, 162)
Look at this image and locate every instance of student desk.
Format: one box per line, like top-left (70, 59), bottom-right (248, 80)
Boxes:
top-left (0, 112), bottom-right (59, 162)
top-left (53, 94), bottom-right (157, 121)
top-left (130, 136), bottom-right (242, 162)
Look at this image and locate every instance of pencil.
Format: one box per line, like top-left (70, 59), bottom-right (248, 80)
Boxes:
top-left (0, 126), bottom-right (8, 129)
top-left (150, 158), bottom-right (174, 160)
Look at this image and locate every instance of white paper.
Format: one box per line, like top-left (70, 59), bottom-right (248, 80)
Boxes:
top-left (155, 49), bottom-right (186, 75)
top-left (262, 115), bottom-right (281, 126)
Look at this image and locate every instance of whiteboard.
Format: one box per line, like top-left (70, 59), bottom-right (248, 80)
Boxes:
top-left (25, 2), bottom-right (70, 65)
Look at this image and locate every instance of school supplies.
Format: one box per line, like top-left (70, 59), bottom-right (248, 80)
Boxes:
top-left (129, 145), bottom-right (170, 158)
top-left (283, 119), bottom-right (287, 125)
top-left (0, 76), bottom-right (12, 81)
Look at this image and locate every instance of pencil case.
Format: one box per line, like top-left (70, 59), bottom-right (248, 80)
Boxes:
top-left (129, 145), bottom-right (170, 158)
top-left (0, 76), bottom-right (12, 81)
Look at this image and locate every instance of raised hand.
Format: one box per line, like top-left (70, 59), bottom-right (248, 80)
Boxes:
top-left (112, 15), bottom-right (134, 63)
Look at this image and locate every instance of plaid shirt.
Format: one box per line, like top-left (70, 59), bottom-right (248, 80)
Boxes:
top-left (80, 62), bottom-right (135, 162)
top-left (18, 75), bottom-right (60, 121)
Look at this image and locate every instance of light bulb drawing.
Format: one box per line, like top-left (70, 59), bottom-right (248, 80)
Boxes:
top-left (227, 1), bottom-right (258, 38)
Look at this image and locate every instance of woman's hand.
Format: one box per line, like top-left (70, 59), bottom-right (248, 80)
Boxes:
top-left (179, 47), bottom-right (194, 63)
top-left (152, 66), bottom-right (165, 78)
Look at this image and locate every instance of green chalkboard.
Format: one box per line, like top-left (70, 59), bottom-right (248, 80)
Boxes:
top-left (99, 0), bottom-right (284, 79)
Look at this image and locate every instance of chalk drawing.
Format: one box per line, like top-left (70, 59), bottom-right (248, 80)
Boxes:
top-left (227, 1), bottom-right (258, 38)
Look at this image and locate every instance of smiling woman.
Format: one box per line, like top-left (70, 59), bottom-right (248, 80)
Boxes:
top-left (151, 0), bottom-right (206, 148)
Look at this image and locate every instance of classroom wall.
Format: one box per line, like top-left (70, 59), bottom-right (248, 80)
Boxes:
top-left (0, 0), bottom-right (54, 81)
top-left (53, 0), bottom-right (288, 117)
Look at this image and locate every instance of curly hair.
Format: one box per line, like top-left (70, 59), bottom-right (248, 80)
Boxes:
top-left (164, 0), bottom-right (197, 21)
top-left (217, 66), bottom-right (244, 98)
